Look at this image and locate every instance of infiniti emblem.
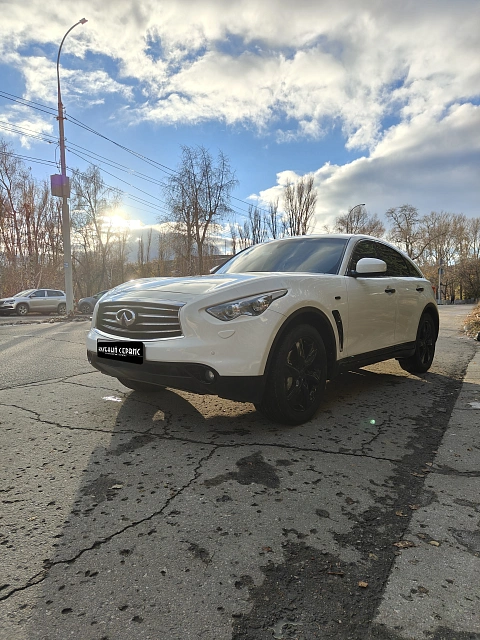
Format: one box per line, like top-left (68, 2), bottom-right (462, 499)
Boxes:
top-left (115, 308), bottom-right (136, 328)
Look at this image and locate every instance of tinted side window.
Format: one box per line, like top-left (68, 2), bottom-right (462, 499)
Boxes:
top-left (349, 240), bottom-right (377, 271)
top-left (374, 243), bottom-right (411, 277)
top-left (47, 290), bottom-right (63, 297)
top-left (31, 290), bottom-right (46, 298)
top-left (404, 259), bottom-right (423, 278)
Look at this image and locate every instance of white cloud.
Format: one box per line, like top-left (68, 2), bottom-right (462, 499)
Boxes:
top-left (1, 0), bottom-right (479, 222)
top-left (2, 0), bottom-right (478, 146)
top-left (257, 103), bottom-right (480, 230)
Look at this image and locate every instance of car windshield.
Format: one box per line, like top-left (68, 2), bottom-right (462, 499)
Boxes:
top-left (217, 237), bottom-right (349, 275)
top-left (14, 289), bottom-right (36, 297)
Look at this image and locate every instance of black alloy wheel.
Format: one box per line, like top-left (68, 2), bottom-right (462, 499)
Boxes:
top-left (399, 312), bottom-right (436, 374)
top-left (256, 324), bottom-right (327, 425)
top-left (80, 303), bottom-right (92, 314)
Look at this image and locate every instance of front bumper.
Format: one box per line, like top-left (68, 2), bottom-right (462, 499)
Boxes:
top-left (87, 351), bottom-right (265, 404)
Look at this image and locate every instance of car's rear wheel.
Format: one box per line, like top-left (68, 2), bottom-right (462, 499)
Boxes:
top-left (118, 377), bottom-right (165, 393)
top-left (398, 313), bottom-right (436, 374)
top-left (256, 324), bottom-right (327, 425)
top-left (57, 303), bottom-right (67, 315)
top-left (79, 303), bottom-right (92, 314)
top-left (16, 303), bottom-right (29, 316)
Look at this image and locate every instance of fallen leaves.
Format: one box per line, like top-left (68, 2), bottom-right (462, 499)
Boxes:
top-left (358, 581), bottom-right (369, 588)
top-left (393, 540), bottom-right (416, 549)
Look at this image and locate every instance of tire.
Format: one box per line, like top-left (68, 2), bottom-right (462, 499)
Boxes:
top-left (399, 313), bottom-right (436, 374)
top-left (16, 303), bottom-right (29, 316)
top-left (118, 377), bottom-right (165, 393)
top-left (57, 303), bottom-right (67, 315)
top-left (256, 324), bottom-right (327, 425)
top-left (79, 303), bottom-right (92, 314)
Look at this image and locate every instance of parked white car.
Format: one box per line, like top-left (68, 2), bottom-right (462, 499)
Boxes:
top-left (0, 288), bottom-right (67, 316)
top-left (86, 234), bottom-right (438, 425)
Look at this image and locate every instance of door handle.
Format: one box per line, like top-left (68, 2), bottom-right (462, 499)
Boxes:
top-left (385, 287), bottom-right (396, 294)
top-left (416, 287), bottom-right (424, 292)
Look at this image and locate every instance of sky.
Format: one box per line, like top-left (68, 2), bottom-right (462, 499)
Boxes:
top-left (0, 0), bottom-right (479, 239)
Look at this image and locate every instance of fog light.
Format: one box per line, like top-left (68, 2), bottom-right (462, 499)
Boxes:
top-left (205, 369), bottom-right (215, 382)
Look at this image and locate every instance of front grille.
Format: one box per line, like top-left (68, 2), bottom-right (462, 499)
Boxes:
top-left (96, 301), bottom-right (184, 340)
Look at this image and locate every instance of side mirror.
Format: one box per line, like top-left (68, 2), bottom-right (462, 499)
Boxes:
top-left (350, 258), bottom-right (387, 277)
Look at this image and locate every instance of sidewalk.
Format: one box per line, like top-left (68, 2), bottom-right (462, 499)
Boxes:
top-left (374, 348), bottom-right (480, 638)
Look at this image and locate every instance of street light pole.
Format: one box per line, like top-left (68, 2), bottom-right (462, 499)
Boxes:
top-left (55, 18), bottom-right (87, 315)
top-left (347, 203), bottom-right (365, 233)
top-left (348, 203), bottom-right (366, 216)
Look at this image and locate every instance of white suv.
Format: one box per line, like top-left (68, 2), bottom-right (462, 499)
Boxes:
top-left (86, 235), bottom-right (438, 425)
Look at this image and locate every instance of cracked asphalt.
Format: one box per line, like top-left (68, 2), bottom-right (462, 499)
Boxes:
top-left (0, 306), bottom-right (479, 640)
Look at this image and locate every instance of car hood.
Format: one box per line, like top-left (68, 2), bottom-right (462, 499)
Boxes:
top-left (106, 274), bottom-right (291, 300)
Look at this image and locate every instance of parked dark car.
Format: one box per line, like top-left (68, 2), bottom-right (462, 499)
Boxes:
top-left (76, 290), bottom-right (109, 314)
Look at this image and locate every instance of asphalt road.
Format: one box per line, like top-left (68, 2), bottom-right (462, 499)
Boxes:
top-left (0, 306), bottom-right (478, 640)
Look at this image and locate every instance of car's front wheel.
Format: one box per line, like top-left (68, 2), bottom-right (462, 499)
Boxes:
top-left (79, 303), bottom-right (92, 314)
top-left (118, 378), bottom-right (165, 393)
top-left (398, 312), bottom-right (436, 374)
top-left (256, 324), bottom-right (327, 425)
top-left (57, 303), bottom-right (67, 315)
top-left (16, 303), bottom-right (29, 316)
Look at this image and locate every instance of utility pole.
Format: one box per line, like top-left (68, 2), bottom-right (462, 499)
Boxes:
top-left (51, 18), bottom-right (87, 315)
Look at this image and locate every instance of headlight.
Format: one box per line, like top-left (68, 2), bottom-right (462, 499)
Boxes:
top-left (206, 290), bottom-right (287, 321)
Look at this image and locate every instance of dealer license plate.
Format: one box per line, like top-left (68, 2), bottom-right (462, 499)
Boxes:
top-left (97, 341), bottom-right (144, 364)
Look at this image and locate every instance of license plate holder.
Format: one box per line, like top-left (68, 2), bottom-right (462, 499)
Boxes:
top-left (97, 341), bottom-right (144, 364)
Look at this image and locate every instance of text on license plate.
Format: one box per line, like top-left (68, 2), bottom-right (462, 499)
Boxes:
top-left (97, 341), bottom-right (144, 364)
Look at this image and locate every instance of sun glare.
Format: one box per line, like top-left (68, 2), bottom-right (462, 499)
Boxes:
top-left (101, 214), bottom-right (144, 231)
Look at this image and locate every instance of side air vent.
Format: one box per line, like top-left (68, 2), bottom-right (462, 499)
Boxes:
top-left (332, 309), bottom-right (344, 352)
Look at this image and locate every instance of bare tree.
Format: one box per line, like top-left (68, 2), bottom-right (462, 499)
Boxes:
top-left (248, 205), bottom-right (267, 245)
top-left (335, 205), bottom-right (385, 236)
top-left (229, 223), bottom-right (238, 255)
top-left (283, 175), bottom-right (317, 236)
top-left (158, 230), bottom-right (174, 275)
top-left (70, 166), bottom-right (122, 296)
top-left (265, 198), bottom-right (282, 239)
top-left (163, 145), bottom-right (238, 275)
top-left (385, 204), bottom-right (423, 259)
top-left (238, 220), bottom-right (252, 250)
top-left (136, 228), bottom-right (154, 277)
top-left (0, 140), bottom-right (63, 294)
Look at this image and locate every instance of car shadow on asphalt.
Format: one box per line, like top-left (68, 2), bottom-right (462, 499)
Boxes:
top-left (13, 363), bottom-right (463, 640)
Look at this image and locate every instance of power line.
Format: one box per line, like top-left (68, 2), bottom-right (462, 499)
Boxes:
top-left (0, 149), bottom-right (58, 168)
top-left (0, 90), bottom-right (276, 218)
top-left (0, 91), bottom-right (57, 118)
top-left (0, 121), bottom-right (57, 145)
top-left (66, 148), bottom-right (169, 208)
top-left (0, 149), bottom-right (169, 216)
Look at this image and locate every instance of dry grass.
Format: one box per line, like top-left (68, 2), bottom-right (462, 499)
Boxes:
top-left (463, 303), bottom-right (480, 338)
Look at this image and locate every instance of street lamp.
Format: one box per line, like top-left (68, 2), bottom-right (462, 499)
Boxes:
top-left (348, 203), bottom-right (366, 216)
top-left (346, 203), bottom-right (365, 234)
top-left (52, 18), bottom-right (87, 315)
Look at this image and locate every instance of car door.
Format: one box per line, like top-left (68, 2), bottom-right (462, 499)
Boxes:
top-left (374, 243), bottom-right (428, 345)
top-left (28, 290), bottom-right (47, 312)
top-left (344, 240), bottom-right (396, 356)
top-left (46, 290), bottom-right (63, 312)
